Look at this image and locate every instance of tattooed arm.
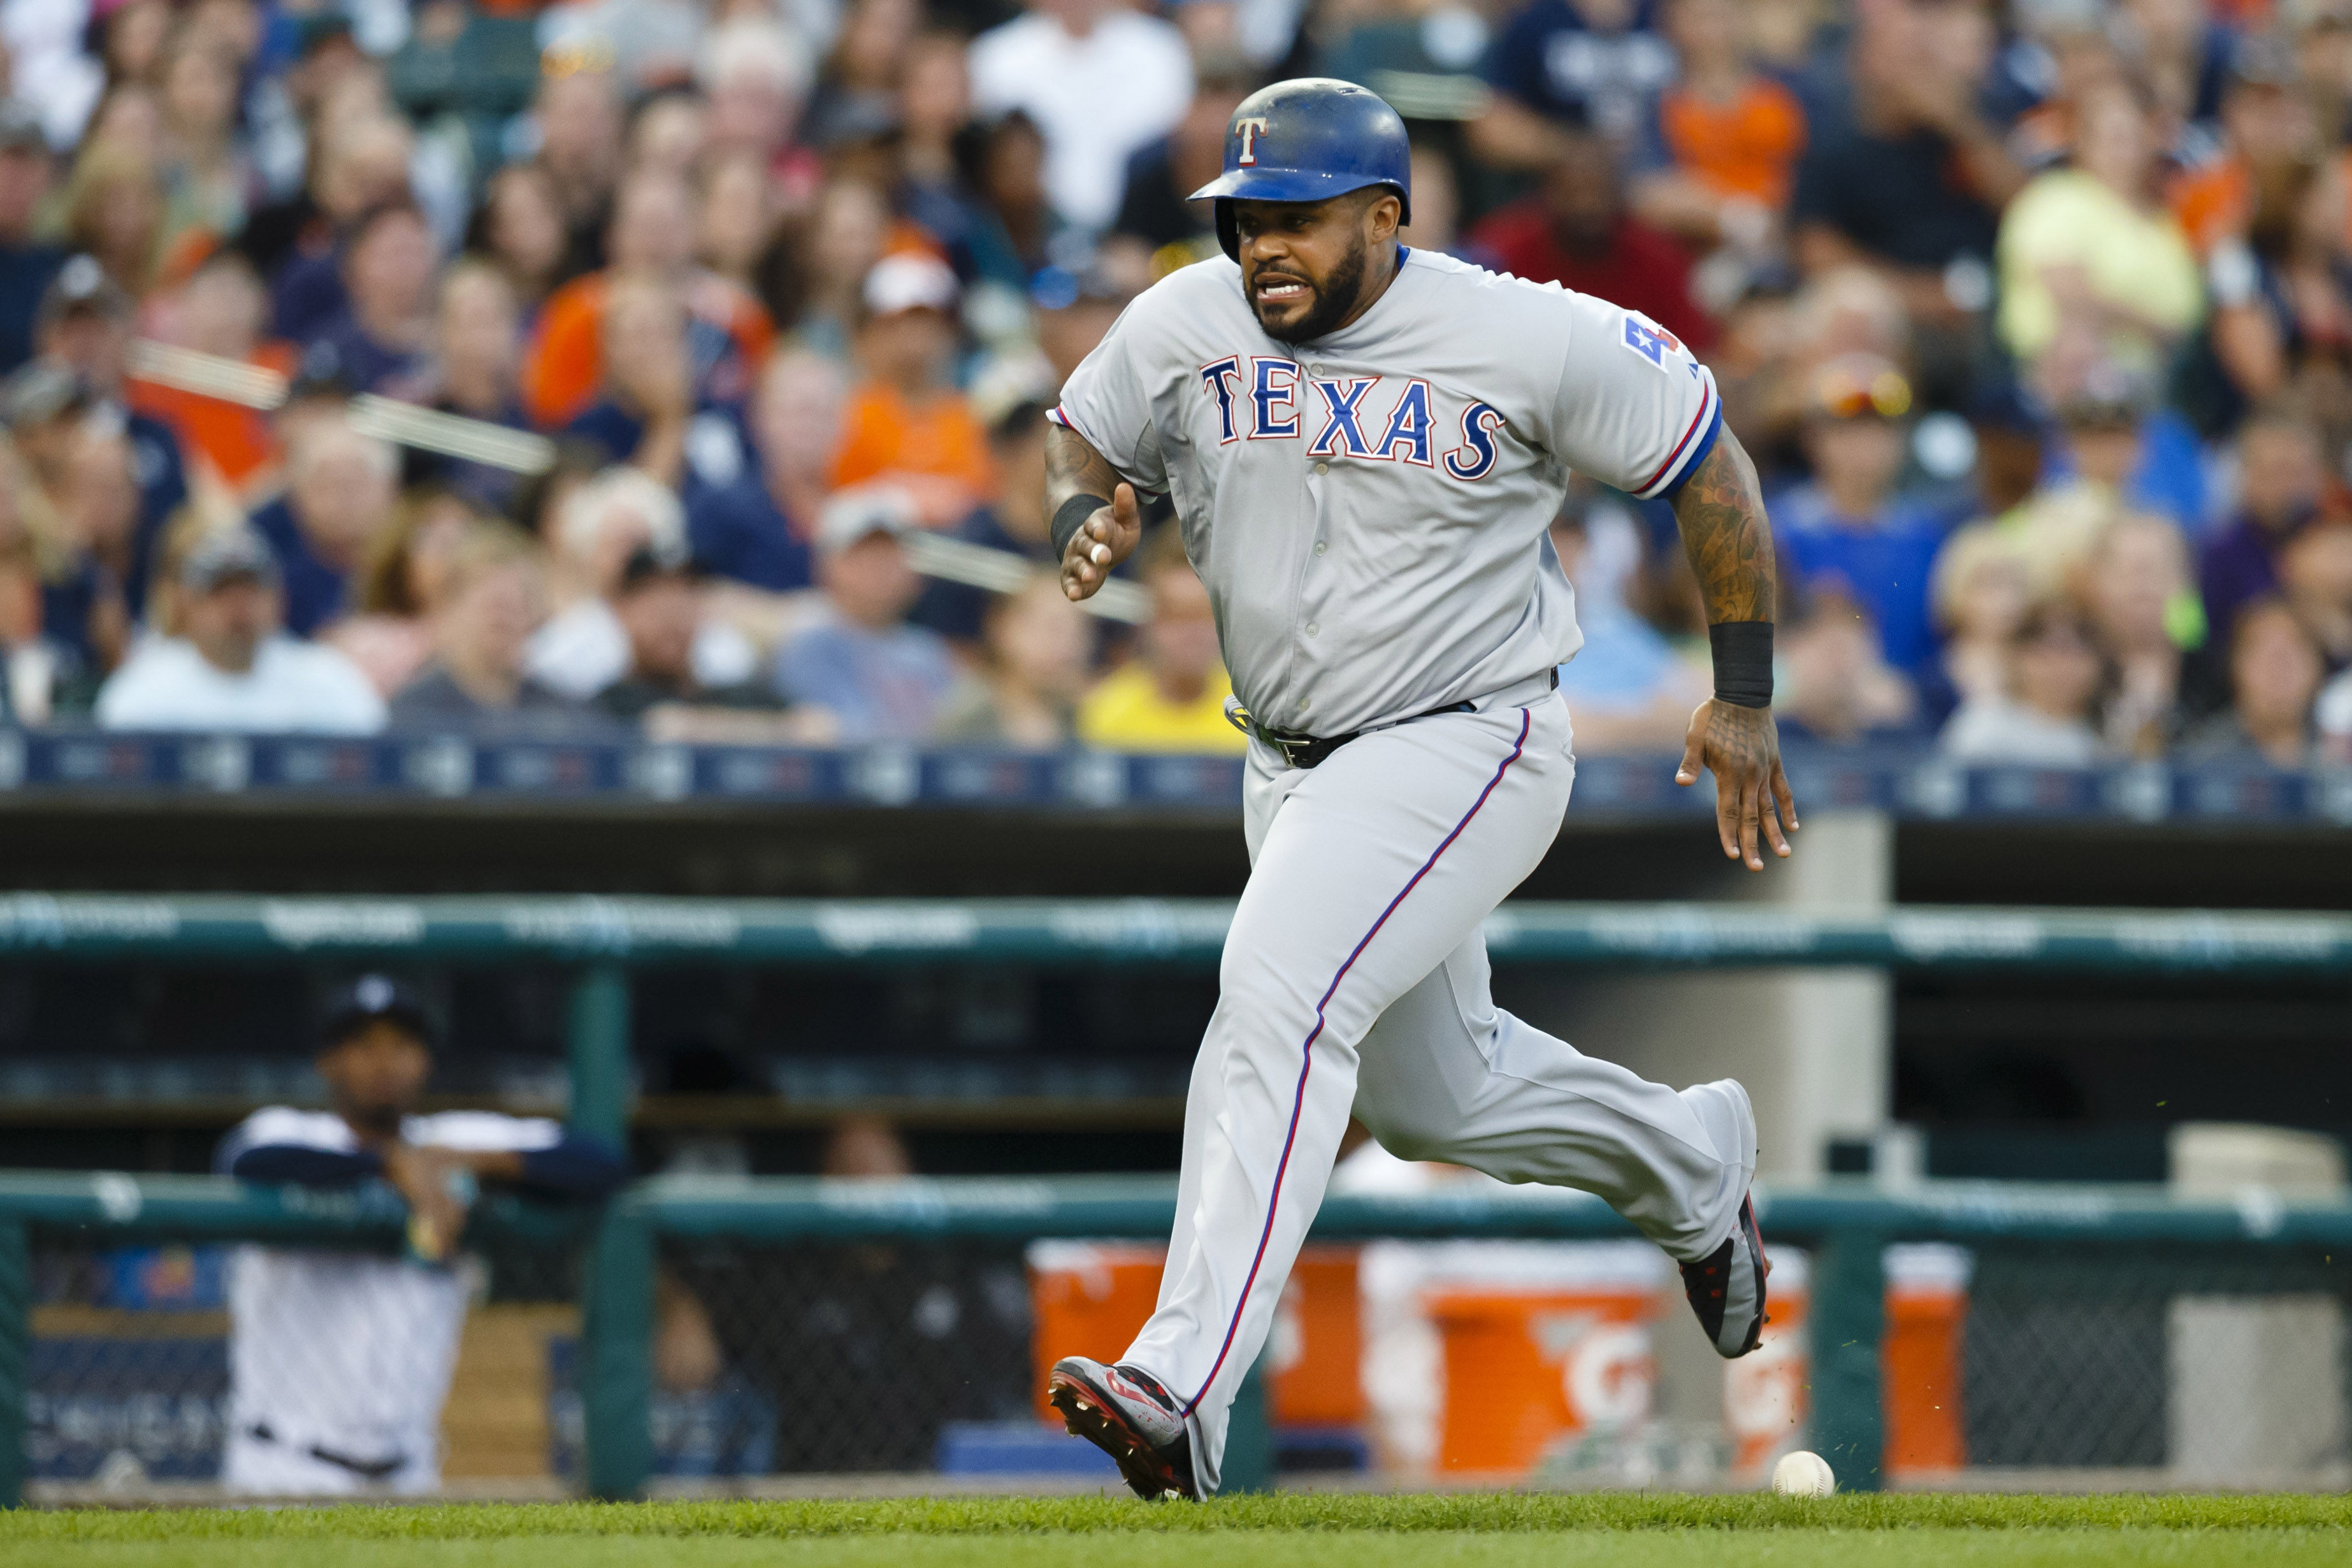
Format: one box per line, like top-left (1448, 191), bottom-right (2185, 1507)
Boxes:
top-left (1669, 427), bottom-right (1799, 870)
top-left (1049, 422), bottom-right (1143, 603)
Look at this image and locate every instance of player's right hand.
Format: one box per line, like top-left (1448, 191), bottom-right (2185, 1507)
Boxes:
top-left (1060, 484), bottom-right (1142, 602)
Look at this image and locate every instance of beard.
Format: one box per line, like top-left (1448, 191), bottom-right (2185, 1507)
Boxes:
top-left (1253, 231), bottom-right (1370, 344)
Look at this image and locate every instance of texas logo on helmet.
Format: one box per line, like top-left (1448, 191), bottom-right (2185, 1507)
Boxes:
top-left (1236, 117), bottom-right (1269, 167)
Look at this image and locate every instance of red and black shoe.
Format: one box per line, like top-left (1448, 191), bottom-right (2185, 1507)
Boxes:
top-left (1047, 1356), bottom-right (1200, 1500)
top-left (1679, 1193), bottom-right (1770, 1358)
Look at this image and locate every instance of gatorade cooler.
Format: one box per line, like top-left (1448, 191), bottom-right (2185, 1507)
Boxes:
top-left (1882, 1243), bottom-right (1971, 1476)
top-left (1027, 1242), bottom-right (1367, 1429)
top-left (1027, 1241), bottom-right (1165, 1422)
top-left (1269, 1247), bottom-right (1367, 1427)
top-left (1724, 1246), bottom-right (1809, 1481)
top-left (1425, 1242), bottom-right (1668, 1474)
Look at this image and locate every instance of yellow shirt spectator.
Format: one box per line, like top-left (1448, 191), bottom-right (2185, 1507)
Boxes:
top-left (1995, 87), bottom-right (2203, 377)
top-left (1078, 662), bottom-right (1248, 754)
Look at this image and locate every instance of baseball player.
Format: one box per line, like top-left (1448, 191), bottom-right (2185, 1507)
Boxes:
top-left (215, 976), bottom-right (628, 1494)
top-left (1043, 80), bottom-right (1796, 1499)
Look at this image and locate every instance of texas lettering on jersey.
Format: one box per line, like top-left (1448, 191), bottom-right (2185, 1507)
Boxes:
top-left (1197, 355), bottom-right (1506, 480)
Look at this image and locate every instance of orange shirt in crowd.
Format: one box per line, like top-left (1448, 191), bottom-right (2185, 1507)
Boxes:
top-left (2173, 149), bottom-right (2352, 259)
top-left (828, 383), bottom-right (995, 505)
top-left (521, 270), bottom-right (774, 429)
top-left (2168, 155), bottom-right (2252, 257)
top-left (127, 338), bottom-right (301, 494)
top-left (1654, 77), bottom-right (1807, 210)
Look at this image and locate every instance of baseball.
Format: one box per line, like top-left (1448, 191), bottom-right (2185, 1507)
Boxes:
top-left (1770, 1449), bottom-right (1836, 1497)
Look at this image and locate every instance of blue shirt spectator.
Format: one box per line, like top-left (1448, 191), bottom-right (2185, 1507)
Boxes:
top-left (300, 203), bottom-right (438, 397)
top-left (909, 401), bottom-right (1058, 645)
top-left (31, 255), bottom-right (192, 617)
top-left (0, 101), bottom-right (63, 376)
top-left (1776, 485), bottom-right (1948, 677)
top-left (565, 400), bottom-right (753, 505)
top-left (2201, 410), bottom-right (2326, 649)
top-left (772, 493), bottom-right (956, 742)
top-left (249, 420), bottom-right (401, 638)
top-left (1481, 0), bottom-right (1674, 144)
top-left (122, 410), bottom-right (190, 614)
top-left (1775, 354), bottom-right (1949, 677)
top-left (249, 494), bottom-right (354, 638)
top-left (686, 476), bottom-right (814, 594)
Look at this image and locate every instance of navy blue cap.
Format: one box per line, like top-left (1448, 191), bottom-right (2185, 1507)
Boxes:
top-left (1190, 78), bottom-right (1412, 259)
top-left (321, 974), bottom-right (435, 1051)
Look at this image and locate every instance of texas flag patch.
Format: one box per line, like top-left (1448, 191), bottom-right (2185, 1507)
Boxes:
top-left (1620, 312), bottom-right (1684, 371)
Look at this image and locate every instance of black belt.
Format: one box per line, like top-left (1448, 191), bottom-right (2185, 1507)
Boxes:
top-left (1225, 698), bottom-right (1471, 770)
top-left (245, 1421), bottom-right (408, 1480)
top-left (1227, 669), bottom-right (1559, 770)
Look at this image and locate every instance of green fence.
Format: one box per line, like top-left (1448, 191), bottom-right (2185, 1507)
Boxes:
top-left (6, 894), bottom-right (2352, 1502)
top-left (3, 893), bottom-right (2349, 971)
top-left (6, 1170), bottom-right (2350, 1502)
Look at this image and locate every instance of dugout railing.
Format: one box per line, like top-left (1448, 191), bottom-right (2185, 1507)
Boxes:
top-left (3, 893), bottom-right (2351, 1500)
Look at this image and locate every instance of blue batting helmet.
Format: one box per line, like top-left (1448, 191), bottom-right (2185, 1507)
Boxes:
top-left (1188, 78), bottom-right (1412, 261)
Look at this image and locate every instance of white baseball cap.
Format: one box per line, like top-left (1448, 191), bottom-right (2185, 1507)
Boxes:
top-left (862, 252), bottom-right (960, 319)
top-left (815, 485), bottom-right (921, 556)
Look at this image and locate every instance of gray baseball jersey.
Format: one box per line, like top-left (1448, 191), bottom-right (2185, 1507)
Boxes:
top-left (1047, 245), bottom-right (1757, 1495)
top-left (1050, 246), bottom-right (1722, 735)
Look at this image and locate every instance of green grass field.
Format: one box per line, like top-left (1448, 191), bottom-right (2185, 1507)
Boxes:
top-left (6, 1494), bottom-right (2350, 1567)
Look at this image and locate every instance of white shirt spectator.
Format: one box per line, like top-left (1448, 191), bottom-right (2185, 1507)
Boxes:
top-left (969, 4), bottom-right (1193, 233)
top-left (216, 1107), bottom-right (563, 1496)
top-left (0, 0), bottom-right (103, 147)
top-left (96, 636), bottom-right (387, 735)
top-left (1938, 697), bottom-right (2101, 767)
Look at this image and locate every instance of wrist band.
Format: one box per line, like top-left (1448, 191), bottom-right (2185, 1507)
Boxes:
top-left (1052, 494), bottom-right (1111, 558)
top-left (1709, 621), bottom-right (1774, 708)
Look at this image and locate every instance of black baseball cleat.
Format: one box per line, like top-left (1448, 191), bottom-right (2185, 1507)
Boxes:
top-left (1680, 1193), bottom-right (1770, 1358)
top-left (1048, 1356), bottom-right (1200, 1500)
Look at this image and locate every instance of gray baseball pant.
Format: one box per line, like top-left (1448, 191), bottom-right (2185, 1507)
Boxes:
top-left (1122, 687), bottom-right (1757, 1492)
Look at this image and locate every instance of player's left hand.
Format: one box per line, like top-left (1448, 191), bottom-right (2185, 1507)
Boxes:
top-left (1675, 700), bottom-right (1798, 872)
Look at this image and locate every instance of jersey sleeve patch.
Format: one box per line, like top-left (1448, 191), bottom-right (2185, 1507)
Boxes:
top-left (1619, 312), bottom-right (1685, 374)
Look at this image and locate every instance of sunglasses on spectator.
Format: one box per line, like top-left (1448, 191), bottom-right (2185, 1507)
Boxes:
top-left (1810, 365), bottom-right (1912, 422)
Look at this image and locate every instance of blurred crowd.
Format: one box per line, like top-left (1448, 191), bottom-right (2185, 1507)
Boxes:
top-left (0, 0), bottom-right (2349, 768)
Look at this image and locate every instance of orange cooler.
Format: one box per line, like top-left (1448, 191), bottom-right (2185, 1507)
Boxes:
top-left (1028, 1241), bottom-right (1166, 1421)
top-left (1269, 1248), bottom-right (1367, 1426)
top-left (1882, 1243), bottom-right (1970, 1476)
top-left (1425, 1246), bottom-right (1666, 1474)
top-left (1027, 1242), bottom-right (1366, 1428)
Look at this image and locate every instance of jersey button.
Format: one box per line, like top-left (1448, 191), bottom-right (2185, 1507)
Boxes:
top-left (1314, 541), bottom-right (1327, 556)
top-left (1314, 462), bottom-right (1329, 476)
top-left (1306, 622), bottom-right (1319, 637)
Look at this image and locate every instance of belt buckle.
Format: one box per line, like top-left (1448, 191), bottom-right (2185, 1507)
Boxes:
top-left (1273, 734), bottom-right (1310, 768)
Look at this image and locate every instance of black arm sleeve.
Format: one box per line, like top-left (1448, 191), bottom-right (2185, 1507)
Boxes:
top-left (229, 1144), bottom-right (385, 1186)
top-left (516, 1134), bottom-right (631, 1198)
